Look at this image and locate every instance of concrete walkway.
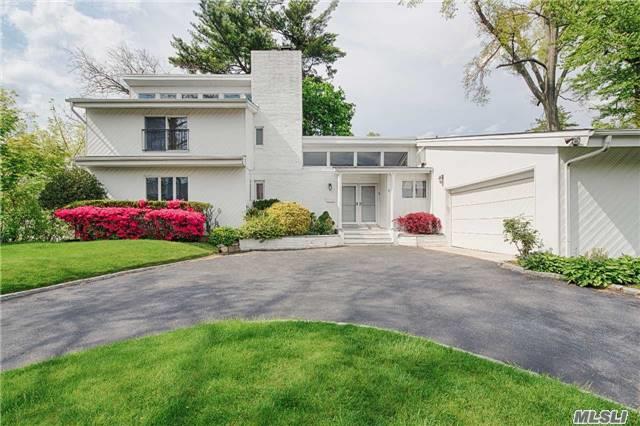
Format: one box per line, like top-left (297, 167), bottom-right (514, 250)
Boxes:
top-left (2, 246), bottom-right (638, 407)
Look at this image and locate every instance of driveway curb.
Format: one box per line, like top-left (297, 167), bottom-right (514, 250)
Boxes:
top-left (499, 262), bottom-right (640, 297)
top-left (0, 254), bottom-right (219, 301)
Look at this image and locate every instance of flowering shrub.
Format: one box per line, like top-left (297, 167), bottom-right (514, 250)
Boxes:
top-left (54, 206), bottom-right (205, 241)
top-left (394, 212), bottom-right (442, 234)
top-left (64, 199), bottom-right (210, 213)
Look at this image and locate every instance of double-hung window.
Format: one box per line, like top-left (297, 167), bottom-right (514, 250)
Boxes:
top-left (146, 177), bottom-right (188, 201)
top-left (402, 180), bottom-right (428, 198)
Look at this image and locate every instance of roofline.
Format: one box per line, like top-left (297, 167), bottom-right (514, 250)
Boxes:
top-left (304, 136), bottom-right (416, 147)
top-left (67, 98), bottom-right (259, 112)
top-left (121, 74), bottom-right (251, 82)
top-left (417, 129), bottom-right (594, 142)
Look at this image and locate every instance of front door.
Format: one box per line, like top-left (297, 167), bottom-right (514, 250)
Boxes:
top-left (342, 184), bottom-right (377, 224)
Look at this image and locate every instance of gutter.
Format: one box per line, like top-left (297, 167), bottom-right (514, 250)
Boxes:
top-left (563, 134), bottom-right (611, 256)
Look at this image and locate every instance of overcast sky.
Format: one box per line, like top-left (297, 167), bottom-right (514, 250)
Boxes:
top-left (2, 0), bottom-right (594, 136)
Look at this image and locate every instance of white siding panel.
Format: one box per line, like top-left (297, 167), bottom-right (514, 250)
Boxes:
top-left (569, 148), bottom-right (640, 256)
top-left (90, 167), bottom-right (248, 227)
top-left (450, 177), bottom-right (535, 254)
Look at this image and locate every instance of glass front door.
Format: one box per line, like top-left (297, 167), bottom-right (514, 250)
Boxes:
top-left (342, 184), bottom-right (377, 224)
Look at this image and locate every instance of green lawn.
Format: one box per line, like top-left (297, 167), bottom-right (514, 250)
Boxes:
top-left (0, 240), bottom-right (216, 294)
top-left (2, 321), bottom-right (636, 425)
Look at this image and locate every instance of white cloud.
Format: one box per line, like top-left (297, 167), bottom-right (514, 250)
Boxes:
top-left (2, 1), bottom-right (130, 122)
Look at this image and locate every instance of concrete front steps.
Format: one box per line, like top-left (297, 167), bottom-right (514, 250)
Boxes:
top-left (343, 227), bottom-right (394, 245)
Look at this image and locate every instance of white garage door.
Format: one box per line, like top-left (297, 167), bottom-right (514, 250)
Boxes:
top-left (450, 171), bottom-right (535, 254)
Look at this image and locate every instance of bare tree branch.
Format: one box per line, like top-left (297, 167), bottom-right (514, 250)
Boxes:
top-left (68, 43), bottom-right (161, 96)
top-left (497, 58), bottom-right (547, 70)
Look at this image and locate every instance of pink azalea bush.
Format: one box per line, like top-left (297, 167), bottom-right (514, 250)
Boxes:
top-left (55, 203), bottom-right (205, 241)
top-left (394, 212), bottom-right (442, 234)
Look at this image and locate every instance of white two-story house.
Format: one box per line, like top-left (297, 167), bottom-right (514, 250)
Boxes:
top-left (69, 50), bottom-right (640, 257)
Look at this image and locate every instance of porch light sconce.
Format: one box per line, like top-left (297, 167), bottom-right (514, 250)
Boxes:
top-left (328, 183), bottom-right (333, 191)
top-left (438, 174), bottom-right (445, 186)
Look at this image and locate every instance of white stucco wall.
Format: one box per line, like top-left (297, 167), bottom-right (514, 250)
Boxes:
top-left (85, 108), bottom-right (247, 156)
top-left (560, 147), bottom-right (640, 257)
top-left (90, 166), bottom-right (248, 227)
top-left (426, 146), bottom-right (561, 253)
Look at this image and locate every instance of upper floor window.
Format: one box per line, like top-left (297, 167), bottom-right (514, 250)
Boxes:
top-left (160, 93), bottom-right (177, 99)
top-left (143, 116), bottom-right (188, 151)
top-left (181, 93), bottom-right (198, 99)
top-left (303, 152), bottom-right (327, 166)
top-left (357, 152), bottom-right (381, 167)
top-left (138, 93), bottom-right (156, 99)
top-left (384, 152), bottom-right (408, 166)
top-left (330, 152), bottom-right (354, 166)
top-left (224, 93), bottom-right (241, 99)
top-left (202, 93), bottom-right (219, 99)
top-left (255, 127), bottom-right (264, 146)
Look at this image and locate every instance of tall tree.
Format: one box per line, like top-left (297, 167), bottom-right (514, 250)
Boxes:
top-left (408, 0), bottom-right (575, 131)
top-left (169, 0), bottom-right (345, 77)
top-left (302, 77), bottom-right (354, 136)
top-left (564, 0), bottom-right (640, 128)
top-left (69, 43), bottom-right (161, 95)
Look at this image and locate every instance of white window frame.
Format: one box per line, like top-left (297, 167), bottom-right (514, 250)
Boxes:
top-left (145, 176), bottom-right (189, 201)
top-left (254, 180), bottom-right (265, 200)
top-left (160, 93), bottom-right (177, 99)
top-left (415, 180), bottom-right (427, 198)
top-left (138, 93), bottom-right (156, 99)
top-left (255, 126), bottom-right (264, 147)
top-left (402, 181), bottom-right (414, 198)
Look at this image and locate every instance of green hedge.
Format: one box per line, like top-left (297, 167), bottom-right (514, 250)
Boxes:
top-left (209, 227), bottom-right (241, 247)
top-left (64, 199), bottom-right (212, 213)
top-left (519, 252), bottom-right (640, 288)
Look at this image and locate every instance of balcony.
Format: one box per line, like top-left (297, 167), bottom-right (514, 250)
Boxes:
top-left (142, 129), bottom-right (189, 151)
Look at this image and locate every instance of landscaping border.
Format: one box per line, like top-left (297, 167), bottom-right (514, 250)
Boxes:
top-left (395, 232), bottom-right (447, 248)
top-left (239, 234), bottom-right (343, 251)
top-left (499, 261), bottom-right (640, 297)
top-left (0, 254), bottom-right (219, 301)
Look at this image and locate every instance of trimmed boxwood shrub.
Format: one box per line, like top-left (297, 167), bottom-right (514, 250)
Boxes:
top-left (209, 226), bottom-right (241, 247)
top-left (65, 199), bottom-right (211, 213)
top-left (394, 212), bottom-right (441, 234)
top-left (39, 168), bottom-right (107, 210)
top-left (240, 214), bottom-right (285, 241)
top-left (266, 202), bottom-right (311, 236)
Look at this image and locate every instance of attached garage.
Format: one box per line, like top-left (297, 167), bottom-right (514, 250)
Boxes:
top-left (449, 170), bottom-right (535, 255)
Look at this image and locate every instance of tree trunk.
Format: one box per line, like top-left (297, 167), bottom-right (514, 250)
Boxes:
top-left (543, 101), bottom-right (561, 131)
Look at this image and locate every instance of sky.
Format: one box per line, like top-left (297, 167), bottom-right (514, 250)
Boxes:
top-left (1, 0), bottom-right (595, 137)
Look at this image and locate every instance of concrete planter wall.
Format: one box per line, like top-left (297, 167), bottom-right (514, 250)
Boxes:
top-left (395, 232), bottom-right (447, 248)
top-left (240, 234), bottom-right (343, 251)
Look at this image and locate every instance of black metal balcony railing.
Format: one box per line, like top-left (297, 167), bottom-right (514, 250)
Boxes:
top-left (142, 129), bottom-right (189, 151)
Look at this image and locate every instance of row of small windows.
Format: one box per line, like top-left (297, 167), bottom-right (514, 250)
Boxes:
top-left (303, 151), bottom-right (408, 167)
top-left (138, 93), bottom-right (250, 100)
top-left (146, 177), bottom-right (188, 201)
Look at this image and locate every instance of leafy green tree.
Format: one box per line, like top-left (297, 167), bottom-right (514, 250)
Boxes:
top-left (407, 0), bottom-right (578, 131)
top-left (529, 106), bottom-right (577, 132)
top-left (1, 89), bottom-right (24, 139)
top-left (170, 0), bottom-right (344, 77)
top-left (564, 0), bottom-right (640, 128)
top-left (302, 77), bottom-right (354, 136)
top-left (39, 168), bottom-right (107, 210)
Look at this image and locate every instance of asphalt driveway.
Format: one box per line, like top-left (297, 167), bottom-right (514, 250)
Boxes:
top-left (2, 246), bottom-right (638, 407)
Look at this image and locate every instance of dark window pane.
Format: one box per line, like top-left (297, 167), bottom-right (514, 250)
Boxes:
top-left (181, 93), bottom-right (198, 99)
top-left (168, 117), bottom-right (188, 150)
top-left (256, 182), bottom-right (264, 200)
top-left (138, 93), bottom-right (155, 99)
top-left (330, 152), bottom-right (354, 166)
top-left (160, 93), bottom-right (176, 99)
top-left (161, 177), bottom-right (174, 200)
top-left (415, 181), bottom-right (427, 198)
top-left (146, 178), bottom-right (158, 201)
top-left (384, 152), bottom-right (408, 166)
top-left (203, 93), bottom-right (218, 99)
top-left (256, 127), bottom-right (263, 146)
top-left (303, 152), bottom-right (326, 166)
top-left (176, 177), bottom-right (188, 201)
top-left (357, 152), bottom-right (381, 167)
top-left (224, 93), bottom-right (241, 99)
top-left (144, 117), bottom-right (165, 151)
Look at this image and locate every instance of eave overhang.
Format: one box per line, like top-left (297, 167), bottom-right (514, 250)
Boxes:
top-left (75, 156), bottom-right (246, 168)
top-left (334, 167), bottom-right (432, 174)
top-left (67, 98), bottom-right (259, 113)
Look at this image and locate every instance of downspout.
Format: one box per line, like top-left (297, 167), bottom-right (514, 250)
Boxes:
top-left (563, 134), bottom-right (611, 256)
